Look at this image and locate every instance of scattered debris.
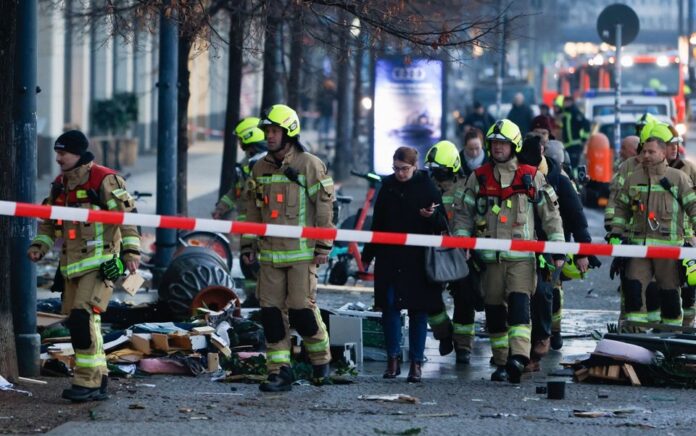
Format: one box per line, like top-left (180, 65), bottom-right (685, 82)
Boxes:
top-left (573, 408), bottom-right (641, 418)
top-left (0, 376), bottom-right (32, 396)
top-left (358, 394), bottom-right (419, 404)
top-left (373, 427), bottom-right (421, 435)
top-left (36, 312), bottom-right (67, 328)
top-left (480, 413), bottom-right (517, 418)
top-left (16, 377), bottom-right (47, 385)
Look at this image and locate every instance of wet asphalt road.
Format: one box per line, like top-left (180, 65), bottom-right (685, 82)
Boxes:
top-left (44, 189), bottom-right (696, 435)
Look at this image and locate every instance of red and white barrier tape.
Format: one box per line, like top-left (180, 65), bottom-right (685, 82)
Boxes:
top-left (2, 200), bottom-right (695, 260)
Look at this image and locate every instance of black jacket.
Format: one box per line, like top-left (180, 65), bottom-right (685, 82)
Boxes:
top-left (507, 103), bottom-right (534, 135)
top-left (536, 157), bottom-right (591, 244)
top-left (462, 111), bottom-right (495, 134)
top-left (362, 170), bottom-right (446, 312)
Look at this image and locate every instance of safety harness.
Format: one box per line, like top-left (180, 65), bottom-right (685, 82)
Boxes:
top-left (474, 163), bottom-right (539, 214)
top-left (51, 164), bottom-right (117, 209)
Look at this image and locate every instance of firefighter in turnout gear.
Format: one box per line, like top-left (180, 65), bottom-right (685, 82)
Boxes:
top-left (454, 119), bottom-right (565, 383)
top-left (424, 140), bottom-right (482, 364)
top-left (27, 130), bottom-right (140, 402)
top-left (609, 123), bottom-right (696, 329)
top-left (213, 117), bottom-right (267, 305)
top-left (664, 124), bottom-right (696, 327)
top-left (559, 96), bottom-right (590, 169)
top-left (212, 117), bottom-right (268, 221)
top-left (242, 104), bottom-right (335, 392)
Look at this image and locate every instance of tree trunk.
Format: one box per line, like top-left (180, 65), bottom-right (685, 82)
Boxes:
top-left (219, 6), bottom-right (244, 199)
top-left (351, 37), bottom-right (364, 172)
top-left (0, 0), bottom-right (19, 381)
top-left (287, 7), bottom-right (303, 110)
top-left (177, 35), bottom-right (192, 216)
top-left (333, 13), bottom-right (352, 181)
top-left (261, 11), bottom-right (284, 110)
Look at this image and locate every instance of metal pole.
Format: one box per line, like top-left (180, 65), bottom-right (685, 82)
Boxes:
top-left (496, 13), bottom-right (505, 118)
top-left (153, 2), bottom-right (178, 279)
top-left (614, 24), bottom-right (622, 154)
top-left (12, 0), bottom-right (40, 376)
top-left (63, 0), bottom-right (73, 124)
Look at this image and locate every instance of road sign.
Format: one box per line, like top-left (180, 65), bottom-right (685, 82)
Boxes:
top-left (597, 4), bottom-right (640, 154)
top-left (597, 3), bottom-right (640, 46)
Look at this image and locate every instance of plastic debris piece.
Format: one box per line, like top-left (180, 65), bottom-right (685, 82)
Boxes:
top-left (358, 394), bottom-right (419, 404)
top-left (0, 376), bottom-right (32, 396)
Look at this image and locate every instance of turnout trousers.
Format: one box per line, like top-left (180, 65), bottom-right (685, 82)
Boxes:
top-left (62, 271), bottom-right (112, 388)
top-left (257, 263), bottom-right (330, 373)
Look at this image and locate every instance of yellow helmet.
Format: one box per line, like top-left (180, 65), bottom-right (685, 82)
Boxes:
top-left (259, 104), bottom-right (301, 138)
top-left (683, 258), bottom-right (696, 286)
top-left (553, 95), bottom-right (565, 108)
top-left (561, 254), bottom-right (584, 280)
top-left (636, 112), bottom-right (657, 128)
top-left (641, 122), bottom-right (675, 145)
top-left (235, 117), bottom-right (265, 146)
top-left (425, 140), bottom-right (461, 173)
top-left (486, 119), bottom-right (523, 153)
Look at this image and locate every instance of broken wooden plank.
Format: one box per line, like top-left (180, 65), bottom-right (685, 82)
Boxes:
top-left (574, 368), bottom-right (590, 382)
top-left (622, 364), bottom-right (641, 386)
top-left (607, 365), bottom-right (621, 379)
top-left (17, 376), bottom-right (47, 385)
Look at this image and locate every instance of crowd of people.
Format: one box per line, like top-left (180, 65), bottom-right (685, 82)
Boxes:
top-left (362, 103), bottom-right (696, 384)
top-left (203, 102), bottom-right (696, 387)
top-left (30, 99), bottom-right (696, 404)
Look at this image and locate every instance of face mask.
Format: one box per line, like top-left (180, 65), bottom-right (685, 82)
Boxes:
top-left (465, 152), bottom-right (485, 170)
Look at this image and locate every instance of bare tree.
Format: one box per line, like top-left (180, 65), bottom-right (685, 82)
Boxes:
top-left (0, 0), bottom-right (19, 381)
top-left (53, 0), bottom-right (522, 198)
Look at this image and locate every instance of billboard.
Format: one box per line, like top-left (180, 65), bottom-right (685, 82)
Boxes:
top-left (373, 58), bottom-right (444, 175)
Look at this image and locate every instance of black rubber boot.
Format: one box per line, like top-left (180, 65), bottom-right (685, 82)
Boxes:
top-left (61, 385), bottom-right (108, 402)
top-left (506, 356), bottom-right (526, 384)
top-left (100, 375), bottom-right (108, 395)
top-left (550, 332), bottom-right (563, 350)
top-left (312, 363), bottom-right (331, 386)
top-left (455, 349), bottom-right (471, 364)
top-left (259, 366), bottom-right (294, 392)
top-left (491, 366), bottom-right (508, 382)
top-left (439, 337), bottom-right (454, 356)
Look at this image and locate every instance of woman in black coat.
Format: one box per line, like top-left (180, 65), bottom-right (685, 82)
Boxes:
top-left (362, 146), bottom-right (446, 383)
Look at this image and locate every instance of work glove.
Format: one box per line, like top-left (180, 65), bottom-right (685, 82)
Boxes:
top-left (609, 257), bottom-right (625, 281)
top-left (587, 255), bottom-right (602, 269)
top-left (100, 255), bottom-right (125, 281)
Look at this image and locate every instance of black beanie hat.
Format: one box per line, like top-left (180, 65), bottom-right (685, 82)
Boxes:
top-left (54, 130), bottom-right (89, 156)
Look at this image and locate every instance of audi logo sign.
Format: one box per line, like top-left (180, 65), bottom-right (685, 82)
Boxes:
top-left (391, 67), bottom-right (426, 81)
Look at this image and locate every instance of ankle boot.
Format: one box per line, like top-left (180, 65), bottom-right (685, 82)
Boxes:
top-left (383, 356), bottom-right (401, 379)
top-left (490, 365), bottom-right (508, 382)
top-left (312, 363), bottom-right (331, 386)
top-left (438, 336), bottom-right (454, 356)
top-left (259, 366), bottom-right (294, 392)
top-left (406, 361), bottom-right (422, 383)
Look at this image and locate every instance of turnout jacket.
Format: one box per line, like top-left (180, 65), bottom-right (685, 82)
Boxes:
top-left (605, 156), bottom-right (640, 231)
top-left (611, 159), bottom-right (696, 246)
top-left (453, 156), bottom-right (564, 263)
top-left (242, 146), bottom-right (334, 267)
top-left (30, 162), bottom-right (141, 279)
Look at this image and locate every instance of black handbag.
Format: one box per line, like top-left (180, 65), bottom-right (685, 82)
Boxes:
top-left (425, 221), bottom-right (469, 284)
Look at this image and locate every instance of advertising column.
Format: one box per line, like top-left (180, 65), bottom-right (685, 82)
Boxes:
top-left (373, 58), bottom-right (444, 174)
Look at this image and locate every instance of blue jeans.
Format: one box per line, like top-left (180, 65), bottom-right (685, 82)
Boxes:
top-left (382, 286), bottom-right (428, 363)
